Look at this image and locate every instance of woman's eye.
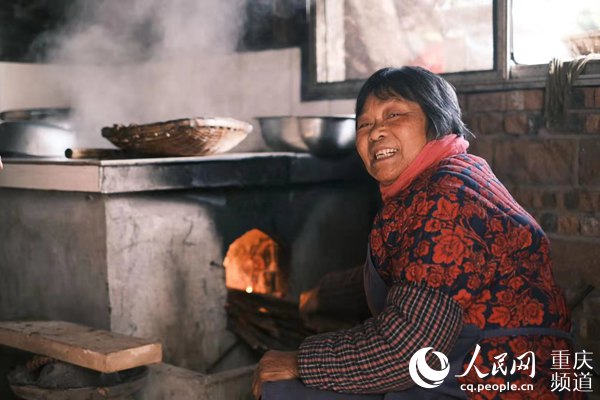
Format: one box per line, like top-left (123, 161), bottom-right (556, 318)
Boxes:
top-left (358, 122), bottom-right (372, 129)
top-left (387, 112), bottom-right (402, 119)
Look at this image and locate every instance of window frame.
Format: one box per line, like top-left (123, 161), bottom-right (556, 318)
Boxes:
top-left (300, 0), bottom-right (600, 101)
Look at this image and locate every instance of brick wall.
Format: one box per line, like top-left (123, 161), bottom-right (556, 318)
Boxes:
top-left (460, 87), bottom-right (600, 356)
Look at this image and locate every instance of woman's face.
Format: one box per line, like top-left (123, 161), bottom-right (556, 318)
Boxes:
top-left (355, 94), bottom-right (429, 186)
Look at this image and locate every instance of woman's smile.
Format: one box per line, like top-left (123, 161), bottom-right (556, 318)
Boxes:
top-left (373, 148), bottom-right (398, 161)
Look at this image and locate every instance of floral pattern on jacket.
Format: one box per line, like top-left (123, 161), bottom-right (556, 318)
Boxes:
top-left (370, 153), bottom-right (580, 399)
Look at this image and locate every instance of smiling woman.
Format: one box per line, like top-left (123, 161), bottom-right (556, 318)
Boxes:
top-left (355, 67), bottom-right (472, 194)
top-left (253, 67), bottom-right (581, 400)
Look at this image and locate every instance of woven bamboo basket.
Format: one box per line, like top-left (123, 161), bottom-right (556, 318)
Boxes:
top-left (101, 117), bottom-right (252, 156)
top-left (565, 30), bottom-right (600, 57)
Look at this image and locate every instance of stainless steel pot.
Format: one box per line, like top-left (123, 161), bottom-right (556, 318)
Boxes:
top-left (0, 121), bottom-right (77, 157)
top-left (0, 108), bottom-right (73, 130)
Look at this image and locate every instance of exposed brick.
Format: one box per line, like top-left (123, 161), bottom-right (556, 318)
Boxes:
top-left (541, 192), bottom-right (557, 208)
top-left (467, 92), bottom-right (506, 112)
top-left (579, 191), bottom-right (599, 212)
top-left (458, 94), bottom-right (468, 112)
top-left (571, 89), bottom-right (585, 109)
top-left (552, 237), bottom-right (600, 288)
top-left (557, 215), bottom-right (580, 235)
top-left (563, 190), bottom-right (600, 212)
top-left (579, 139), bottom-right (600, 186)
top-left (583, 290), bottom-right (600, 311)
top-left (468, 138), bottom-right (494, 167)
top-left (462, 114), bottom-right (480, 134)
top-left (513, 187), bottom-right (534, 209)
top-left (529, 114), bottom-right (543, 132)
top-left (555, 192), bottom-right (565, 210)
top-left (584, 114), bottom-right (600, 134)
top-left (494, 139), bottom-right (576, 185)
top-left (506, 90), bottom-right (544, 110)
top-left (572, 88), bottom-right (596, 108)
top-left (478, 112), bottom-right (504, 135)
top-left (581, 216), bottom-right (600, 237)
top-left (524, 90), bottom-right (544, 110)
top-left (504, 113), bottom-right (529, 135)
top-left (564, 190), bottom-right (580, 210)
top-left (540, 213), bottom-right (558, 232)
top-left (545, 112), bottom-right (586, 133)
top-left (532, 191), bottom-right (544, 209)
top-left (580, 316), bottom-right (600, 344)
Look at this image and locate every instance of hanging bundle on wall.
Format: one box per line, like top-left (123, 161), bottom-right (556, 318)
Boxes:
top-left (543, 54), bottom-right (600, 128)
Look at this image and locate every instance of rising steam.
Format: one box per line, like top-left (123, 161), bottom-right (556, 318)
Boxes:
top-left (47, 0), bottom-right (246, 147)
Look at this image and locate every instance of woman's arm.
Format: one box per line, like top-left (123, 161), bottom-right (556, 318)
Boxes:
top-left (300, 264), bottom-right (371, 322)
top-left (297, 282), bottom-right (463, 393)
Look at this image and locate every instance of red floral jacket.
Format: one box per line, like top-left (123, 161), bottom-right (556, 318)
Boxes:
top-left (299, 154), bottom-right (580, 399)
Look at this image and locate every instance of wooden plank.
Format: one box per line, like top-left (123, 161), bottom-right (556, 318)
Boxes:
top-left (0, 321), bottom-right (162, 373)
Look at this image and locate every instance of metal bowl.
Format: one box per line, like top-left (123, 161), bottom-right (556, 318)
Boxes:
top-left (298, 116), bottom-right (356, 157)
top-left (257, 116), bottom-right (309, 152)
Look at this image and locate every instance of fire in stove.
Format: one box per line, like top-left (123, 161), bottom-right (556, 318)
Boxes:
top-left (223, 229), bottom-right (315, 353)
top-left (223, 229), bottom-right (288, 298)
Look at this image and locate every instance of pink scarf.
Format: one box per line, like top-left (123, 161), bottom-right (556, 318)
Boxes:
top-left (380, 134), bottom-right (469, 202)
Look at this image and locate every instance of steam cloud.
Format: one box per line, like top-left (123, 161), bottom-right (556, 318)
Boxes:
top-left (48, 0), bottom-right (246, 147)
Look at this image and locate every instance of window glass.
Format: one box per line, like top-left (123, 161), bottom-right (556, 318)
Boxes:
top-left (316, 0), bottom-right (494, 83)
top-left (512, 0), bottom-right (600, 65)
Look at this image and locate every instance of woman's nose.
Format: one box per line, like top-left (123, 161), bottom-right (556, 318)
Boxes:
top-left (368, 120), bottom-right (386, 141)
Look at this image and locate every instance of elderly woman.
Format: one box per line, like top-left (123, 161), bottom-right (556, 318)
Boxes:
top-left (253, 67), bottom-right (577, 399)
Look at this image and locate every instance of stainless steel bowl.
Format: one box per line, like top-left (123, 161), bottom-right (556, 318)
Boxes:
top-left (298, 116), bottom-right (356, 157)
top-left (257, 116), bottom-right (309, 152)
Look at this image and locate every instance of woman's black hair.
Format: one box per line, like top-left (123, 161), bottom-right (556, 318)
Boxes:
top-left (355, 66), bottom-right (473, 140)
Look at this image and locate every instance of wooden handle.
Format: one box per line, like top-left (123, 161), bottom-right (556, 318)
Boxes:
top-left (65, 148), bottom-right (131, 159)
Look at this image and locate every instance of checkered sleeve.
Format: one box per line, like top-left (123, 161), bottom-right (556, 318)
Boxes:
top-left (297, 282), bottom-right (463, 393)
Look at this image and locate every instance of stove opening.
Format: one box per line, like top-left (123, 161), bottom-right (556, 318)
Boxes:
top-left (223, 229), bottom-right (288, 298)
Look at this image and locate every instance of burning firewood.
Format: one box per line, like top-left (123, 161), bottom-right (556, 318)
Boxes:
top-left (225, 289), bottom-right (354, 354)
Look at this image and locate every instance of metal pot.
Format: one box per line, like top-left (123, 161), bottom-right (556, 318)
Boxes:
top-left (0, 121), bottom-right (77, 157)
top-left (0, 108), bottom-right (73, 130)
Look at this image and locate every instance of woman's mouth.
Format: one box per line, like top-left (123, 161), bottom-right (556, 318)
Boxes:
top-left (374, 148), bottom-right (398, 160)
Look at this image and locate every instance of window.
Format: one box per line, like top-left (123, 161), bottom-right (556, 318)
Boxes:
top-left (512, 0), bottom-right (600, 65)
top-left (301, 0), bottom-right (600, 100)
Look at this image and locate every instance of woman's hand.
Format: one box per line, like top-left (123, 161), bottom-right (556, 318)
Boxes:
top-left (252, 350), bottom-right (299, 399)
